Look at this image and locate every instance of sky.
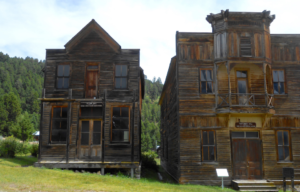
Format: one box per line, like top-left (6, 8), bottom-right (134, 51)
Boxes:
top-left (1, 0), bottom-right (300, 83)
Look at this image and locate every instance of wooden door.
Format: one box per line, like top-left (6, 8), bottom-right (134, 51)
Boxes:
top-left (79, 120), bottom-right (102, 160)
top-left (236, 71), bottom-right (248, 105)
top-left (232, 139), bottom-right (262, 179)
top-left (85, 71), bottom-right (97, 98)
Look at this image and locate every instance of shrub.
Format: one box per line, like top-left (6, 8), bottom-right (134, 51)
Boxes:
top-left (141, 151), bottom-right (158, 171)
top-left (30, 143), bottom-right (39, 157)
top-left (19, 142), bottom-right (31, 155)
top-left (0, 136), bottom-right (22, 157)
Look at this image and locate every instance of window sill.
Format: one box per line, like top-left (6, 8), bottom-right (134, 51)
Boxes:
top-left (201, 161), bottom-right (219, 165)
top-left (277, 161), bottom-right (293, 164)
top-left (274, 94), bottom-right (288, 96)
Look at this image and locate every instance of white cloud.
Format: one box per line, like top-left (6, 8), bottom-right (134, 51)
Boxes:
top-left (0, 0), bottom-right (300, 82)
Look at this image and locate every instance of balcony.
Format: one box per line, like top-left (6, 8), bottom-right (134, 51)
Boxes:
top-left (217, 93), bottom-right (274, 108)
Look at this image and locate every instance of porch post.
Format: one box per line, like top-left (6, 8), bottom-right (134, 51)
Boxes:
top-left (227, 61), bottom-right (231, 107)
top-left (66, 89), bottom-right (72, 163)
top-left (214, 62), bottom-right (218, 108)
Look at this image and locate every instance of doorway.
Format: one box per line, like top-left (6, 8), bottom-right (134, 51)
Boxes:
top-left (85, 64), bottom-right (98, 98)
top-left (232, 131), bottom-right (262, 179)
top-left (236, 71), bottom-right (248, 105)
top-left (78, 120), bottom-right (102, 160)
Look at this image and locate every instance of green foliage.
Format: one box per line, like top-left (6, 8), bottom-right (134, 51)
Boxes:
top-left (141, 151), bottom-right (158, 171)
top-left (141, 76), bottom-right (163, 152)
top-left (11, 111), bottom-right (35, 142)
top-left (0, 136), bottom-right (22, 157)
top-left (30, 143), bottom-right (39, 157)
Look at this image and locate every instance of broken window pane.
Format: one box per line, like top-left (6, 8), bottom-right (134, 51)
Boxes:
top-left (201, 70), bottom-right (206, 81)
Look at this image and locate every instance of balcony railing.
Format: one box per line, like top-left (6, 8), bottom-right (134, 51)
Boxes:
top-left (217, 93), bottom-right (274, 108)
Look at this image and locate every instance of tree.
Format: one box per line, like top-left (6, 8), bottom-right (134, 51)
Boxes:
top-left (12, 112), bottom-right (34, 142)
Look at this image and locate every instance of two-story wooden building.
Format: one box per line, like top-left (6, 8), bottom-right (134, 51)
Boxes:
top-left (159, 10), bottom-right (300, 189)
top-left (34, 19), bottom-right (144, 178)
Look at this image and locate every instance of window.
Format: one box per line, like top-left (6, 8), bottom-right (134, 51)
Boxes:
top-left (276, 131), bottom-right (291, 161)
top-left (115, 65), bottom-right (127, 89)
top-left (202, 131), bottom-right (215, 161)
top-left (240, 37), bottom-right (252, 56)
top-left (111, 107), bottom-right (129, 142)
top-left (232, 131), bottom-right (259, 138)
top-left (81, 120), bottom-right (101, 146)
top-left (57, 65), bottom-right (70, 89)
top-left (80, 107), bottom-right (102, 117)
top-left (50, 106), bottom-right (68, 144)
top-left (273, 70), bottom-right (285, 94)
top-left (200, 69), bottom-right (213, 93)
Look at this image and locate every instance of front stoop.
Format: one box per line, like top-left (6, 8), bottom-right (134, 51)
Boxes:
top-left (232, 180), bottom-right (278, 191)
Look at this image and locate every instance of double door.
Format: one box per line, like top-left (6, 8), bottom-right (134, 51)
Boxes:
top-left (78, 120), bottom-right (102, 159)
top-left (232, 132), bottom-right (262, 179)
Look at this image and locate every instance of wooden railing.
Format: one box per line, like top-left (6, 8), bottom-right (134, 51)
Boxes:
top-left (217, 93), bottom-right (274, 108)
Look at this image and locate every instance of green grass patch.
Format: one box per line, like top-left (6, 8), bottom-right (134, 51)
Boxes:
top-left (0, 156), bottom-right (236, 192)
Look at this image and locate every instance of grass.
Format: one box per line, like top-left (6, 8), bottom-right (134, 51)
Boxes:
top-left (0, 156), bottom-right (239, 192)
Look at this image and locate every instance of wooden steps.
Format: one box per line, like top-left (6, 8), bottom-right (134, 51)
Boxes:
top-left (232, 180), bottom-right (278, 191)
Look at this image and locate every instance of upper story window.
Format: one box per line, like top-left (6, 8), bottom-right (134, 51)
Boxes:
top-left (202, 130), bottom-right (216, 161)
top-left (115, 65), bottom-right (127, 89)
top-left (57, 65), bottom-right (70, 89)
top-left (200, 69), bottom-right (213, 93)
top-left (276, 130), bottom-right (291, 161)
top-left (50, 106), bottom-right (68, 144)
top-left (240, 37), bottom-right (252, 57)
top-left (273, 70), bottom-right (285, 94)
top-left (111, 107), bottom-right (129, 142)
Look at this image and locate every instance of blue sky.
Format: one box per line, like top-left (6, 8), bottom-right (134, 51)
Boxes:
top-left (1, 0), bottom-right (300, 82)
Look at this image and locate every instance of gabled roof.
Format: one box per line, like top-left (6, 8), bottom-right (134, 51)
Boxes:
top-left (64, 19), bottom-right (121, 53)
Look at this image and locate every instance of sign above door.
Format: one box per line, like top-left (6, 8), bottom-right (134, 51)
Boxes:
top-left (235, 122), bottom-right (256, 128)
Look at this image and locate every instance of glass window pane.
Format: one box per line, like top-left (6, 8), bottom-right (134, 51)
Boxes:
top-left (278, 146), bottom-right (284, 160)
top-left (122, 65), bottom-right (127, 76)
top-left (52, 120), bottom-right (61, 130)
top-left (113, 107), bottom-right (120, 117)
top-left (206, 70), bottom-right (212, 81)
top-left (115, 78), bottom-right (121, 88)
top-left (203, 146), bottom-right (208, 160)
top-left (112, 130), bottom-right (124, 142)
top-left (284, 146), bottom-right (290, 160)
top-left (53, 108), bottom-right (61, 118)
top-left (81, 133), bottom-right (89, 145)
top-left (51, 130), bottom-right (60, 142)
top-left (279, 82), bottom-right (285, 94)
top-left (203, 131), bottom-right (208, 145)
top-left (201, 82), bottom-right (207, 93)
top-left (93, 107), bottom-right (102, 116)
top-left (60, 131), bottom-right (66, 142)
top-left (112, 118), bottom-right (121, 129)
top-left (123, 130), bottom-right (129, 142)
top-left (273, 82), bottom-right (279, 94)
top-left (209, 146), bottom-right (215, 161)
top-left (57, 78), bottom-right (63, 88)
top-left (278, 71), bottom-right (284, 82)
top-left (116, 65), bottom-right (121, 76)
top-left (64, 65), bottom-right (70, 76)
top-left (237, 71), bottom-right (247, 78)
top-left (52, 130), bottom-right (66, 142)
top-left (246, 132), bottom-right (259, 138)
top-left (93, 121), bottom-right (101, 132)
top-left (283, 131), bottom-right (289, 146)
top-left (273, 71), bottom-right (278, 82)
top-left (61, 107), bottom-right (68, 118)
top-left (277, 131), bottom-right (283, 145)
top-left (60, 120), bottom-right (67, 129)
top-left (87, 65), bottom-right (98, 70)
top-left (238, 80), bottom-right (247, 93)
top-left (121, 108), bottom-right (129, 117)
top-left (232, 132), bottom-right (244, 138)
top-left (82, 121), bottom-right (89, 132)
top-left (120, 119), bottom-right (129, 129)
top-left (81, 107), bottom-right (92, 117)
top-left (57, 65), bottom-right (64, 76)
top-left (207, 82), bottom-right (212, 93)
top-left (93, 133), bottom-right (101, 145)
top-left (209, 131), bottom-right (214, 145)
top-left (201, 70), bottom-right (206, 81)
top-left (121, 78), bottom-right (127, 88)
top-left (63, 78), bottom-right (69, 88)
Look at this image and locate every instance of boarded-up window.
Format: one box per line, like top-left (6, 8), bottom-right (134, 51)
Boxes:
top-left (200, 69), bottom-right (213, 93)
top-left (240, 37), bottom-right (252, 56)
top-left (273, 70), bottom-right (285, 94)
top-left (115, 65), bottom-right (127, 89)
top-left (111, 107), bottom-right (129, 142)
top-left (202, 130), bottom-right (215, 161)
top-left (50, 106), bottom-right (68, 144)
top-left (276, 131), bottom-right (291, 161)
top-left (57, 65), bottom-right (70, 89)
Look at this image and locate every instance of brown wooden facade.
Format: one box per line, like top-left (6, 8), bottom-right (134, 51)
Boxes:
top-left (159, 10), bottom-right (300, 185)
top-left (35, 20), bottom-right (144, 178)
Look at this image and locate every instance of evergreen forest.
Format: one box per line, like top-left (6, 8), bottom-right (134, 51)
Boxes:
top-left (0, 52), bottom-right (163, 151)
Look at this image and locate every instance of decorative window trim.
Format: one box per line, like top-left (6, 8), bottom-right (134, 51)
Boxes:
top-left (201, 130), bottom-right (216, 162)
top-left (49, 106), bottom-right (68, 144)
top-left (114, 64), bottom-right (128, 89)
top-left (110, 106), bottom-right (130, 143)
top-left (272, 69), bottom-right (287, 95)
top-left (56, 64), bottom-right (70, 89)
top-left (199, 68), bottom-right (214, 94)
top-left (276, 130), bottom-right (292, 162)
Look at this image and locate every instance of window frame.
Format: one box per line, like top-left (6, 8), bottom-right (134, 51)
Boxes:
top-left (201, 130), bottom-right (216, 162)
top-left (49, 106), bottom-right (68, 144)
top-left (276, 130), bottom-right (292, 162)
top-left (272, 69), bottom-right (286, 95)
top-left (110, 106), bottom-right (131, 143)
top-left (79, 119), bottom-right (102, 146)
top-left (114, 64), bottom-right (128, 89)
top-left (56, 64), bottom-right (70, 89)
top-left (199, 68), bottom-right (214, 94)
top-left (240, 36), bottom-right (252, 57)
